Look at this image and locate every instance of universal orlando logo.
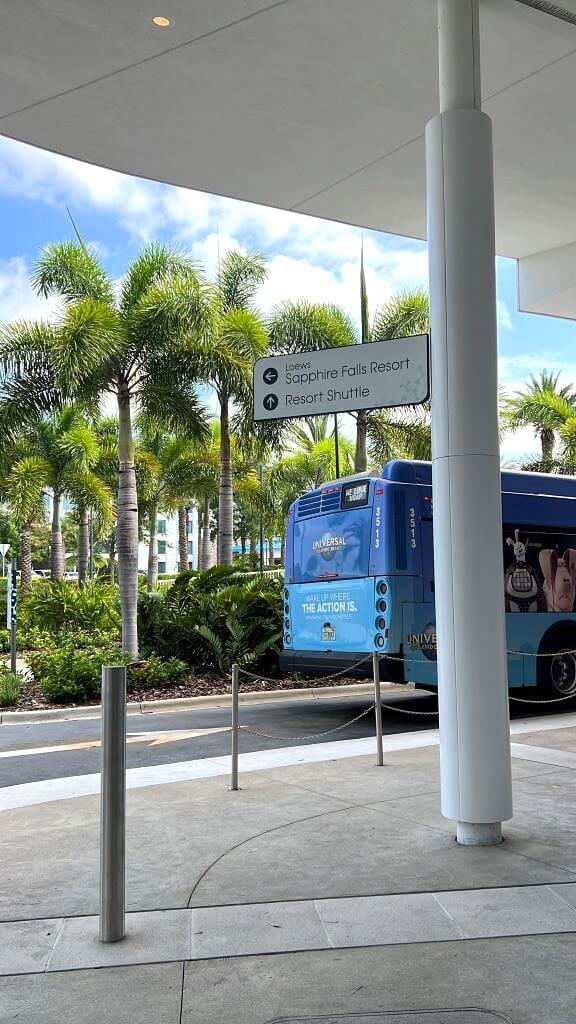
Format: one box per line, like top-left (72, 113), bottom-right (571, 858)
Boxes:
top-left (313, 533), bottom-right (346, 561)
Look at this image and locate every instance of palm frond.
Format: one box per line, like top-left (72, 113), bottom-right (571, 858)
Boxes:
top-left (55, 300), bottom-right (122, 397)
top-left (372, 289), bottom-right (429, 341)
top-left (217, 249), bottom-right (267, 313)
top-left (32, 241), bottom-right (113, 304)
top-left (120, 243), bottom-right (200, 315)
top-left (267, 300), bottom-right (357, 353)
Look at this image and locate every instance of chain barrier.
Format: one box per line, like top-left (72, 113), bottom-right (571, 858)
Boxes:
top-left (237, 654), bottom-right (372, 686)
top-left (508, 692), bottom-right (576, 704)
top-left (508, 647), bottom-right (576, 658)
top-left (507, 648), bottom-right (576, 704)
top-left (378, 702), bottom-right (438, 716)
top-left (238, 701), bottom-right (378, 741)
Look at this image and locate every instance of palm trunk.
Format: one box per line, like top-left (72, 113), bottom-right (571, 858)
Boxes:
top-left (77, 506), bottom-right (89, 589)
top-left (280, 532), bottom-right (285, 567)
top-left (20, 520), bottom-right (32, 595)
top-left (178, 505), bottom-right (189, 572)
top-left (201, 496), bottom-right (211, 570)
top-left (268, 536), bottom-right (275, 566)
top-left (240, 533), bottom-right (246, 566)
top-left (147, 499), bottom-right (158, 589)
top-left (51, 491), bottom-right (64, 580)
top-left (117, 389), bottom-right (138, 658)
top-left (108, 531), bottom-right (116, 584)
top-left (218, 393), bottom-right (234, 565)
top-left (355, 409), bottom-right (368, 472)
top-left (541, 427), bottom-right (555, 471)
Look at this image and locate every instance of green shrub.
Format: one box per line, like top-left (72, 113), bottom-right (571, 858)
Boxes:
top-left (16, 625), bottom-right (117, 652)
top-left (129, 654), bottom-right (190, 689)
top-left (0, 664), bottom-right (24, 707)
top-left (17, 625), bottom-right (54, 651)
top-left (138, 566), bottom-right (283, 674)
top-left (29, 643), bottom-right (128, 704)
top-left (20, 581), bottom-right (120, 635)
top-left (0, 628), bottom-right (10, 653)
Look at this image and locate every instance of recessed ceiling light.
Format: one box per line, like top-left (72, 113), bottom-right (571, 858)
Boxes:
top-left (152, 16), bottom-right (170, 27)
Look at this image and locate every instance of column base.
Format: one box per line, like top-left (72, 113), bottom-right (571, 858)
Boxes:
top-left (456, 821), bottom-right (503, 846)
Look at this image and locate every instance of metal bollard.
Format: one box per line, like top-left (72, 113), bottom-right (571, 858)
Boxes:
top-left (230, 663), bottom-right (239, 791)
top-left (99, 665), bottom-right (127, 943)
top-left (372, 652), bottom-right (384, 767)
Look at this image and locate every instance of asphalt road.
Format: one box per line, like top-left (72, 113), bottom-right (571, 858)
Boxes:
top-left (0, 690), bottom-right (442, 789)
top-left (0, 687), bottom-right (560, 790)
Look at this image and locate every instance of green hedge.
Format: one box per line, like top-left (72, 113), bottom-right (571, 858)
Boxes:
top-left (138, 565), bottom-right (283, 673)
top-left (19, 580), bottom-right (120, 634)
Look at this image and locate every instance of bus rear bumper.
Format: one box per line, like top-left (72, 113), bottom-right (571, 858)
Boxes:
top-left (279, 650), bottom-right (405, 682)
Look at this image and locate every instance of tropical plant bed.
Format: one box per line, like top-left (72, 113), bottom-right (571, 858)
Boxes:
top-left (1, 670), bottom-right (368, 713)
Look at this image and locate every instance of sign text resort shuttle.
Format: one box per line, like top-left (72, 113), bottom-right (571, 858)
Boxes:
top-left (253, 335), bottom-right (429, 421)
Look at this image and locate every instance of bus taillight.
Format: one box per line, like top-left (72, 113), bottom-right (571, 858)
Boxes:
top-left (377, 580), bottom-right (387, 595)
top-left (375, 634), bottom-right (385, 648)
top-left (376, 616), bottom-right (386, 631)
top-left (377, 599), bottom-right (387, 613)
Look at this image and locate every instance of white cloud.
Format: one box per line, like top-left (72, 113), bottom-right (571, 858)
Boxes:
top-left (498, 353), bottom-right (576, 392)
top-left (0, 256), bottom-right (58, 322)
top-left (0, 137), bottom-right (428, 300)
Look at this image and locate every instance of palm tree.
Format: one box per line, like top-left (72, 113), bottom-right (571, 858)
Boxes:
top-left (267, 300), bottom-right (357, 479)
top-left (285, 416), bottom-right (336, 453)
top-left (190, 250), bottom-right (268, 565)
top-left (137, 418), bottom-right (207, 587)
top-left (0, 242), bottom-right (209, 655)
top-left (267, 291), bottom-right (430, 477)
top-left (7, 408), bottom-right (110, 581)
top-left (268, 300), bottom-right (357, 354)
top-left (355, 288), bottom-right (430, 471)
top-left (503, 371), bottom-right (576, 472)
top-left (272, 434), bottom-right (355, 495)
top-left (368, 405), bottom-right (432, 466)
top-left (1, 446), bottom-right (46, 594)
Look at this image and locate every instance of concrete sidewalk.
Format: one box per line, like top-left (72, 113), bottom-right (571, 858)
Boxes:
top-left (2, 717), bottom-right (576, 1022)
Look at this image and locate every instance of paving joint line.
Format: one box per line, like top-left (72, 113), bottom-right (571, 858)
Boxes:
top-left (185, 803), bottom-right (360, 908)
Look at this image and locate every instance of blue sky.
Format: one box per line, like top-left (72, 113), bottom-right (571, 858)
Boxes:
top-left (1, 134), bottom-right (575, 462)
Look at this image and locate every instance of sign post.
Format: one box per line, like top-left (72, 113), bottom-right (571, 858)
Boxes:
top-left (8, 559), bottom-right (17, 674)
top-left (254, 335), bottom-right (429, 422)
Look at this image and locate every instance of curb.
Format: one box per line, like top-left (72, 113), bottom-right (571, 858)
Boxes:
top-left (0, 682), bottom-right (405, 725)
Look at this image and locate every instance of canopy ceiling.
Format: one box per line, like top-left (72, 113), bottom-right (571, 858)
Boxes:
top-left (3, 0), bottom-right (576, 315)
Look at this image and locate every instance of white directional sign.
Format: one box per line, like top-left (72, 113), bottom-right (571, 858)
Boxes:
top-left (254, 335), bottom-right (429, 421)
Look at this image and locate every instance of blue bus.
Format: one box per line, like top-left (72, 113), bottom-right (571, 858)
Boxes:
top-left (280, 459), bottom-right (576, 698)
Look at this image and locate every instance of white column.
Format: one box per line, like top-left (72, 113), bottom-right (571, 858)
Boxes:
top-left (426, 0), bottom-right (513, 845)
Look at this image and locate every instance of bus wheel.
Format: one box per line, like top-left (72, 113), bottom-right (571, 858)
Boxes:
top-left (537, 629), bottom-right (576, 701)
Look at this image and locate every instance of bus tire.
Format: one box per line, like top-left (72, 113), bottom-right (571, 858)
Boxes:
top-left (536, 625), bottom-right (576, 702)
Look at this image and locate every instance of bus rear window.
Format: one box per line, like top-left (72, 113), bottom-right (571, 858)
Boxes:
top-left (341, 481), bottom-right (369, 509)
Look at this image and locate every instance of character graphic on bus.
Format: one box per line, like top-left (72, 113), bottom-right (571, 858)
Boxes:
top-left (539, 549), bottom-right (576, 612)
top-left (504, 529), bottom-right (546, 612)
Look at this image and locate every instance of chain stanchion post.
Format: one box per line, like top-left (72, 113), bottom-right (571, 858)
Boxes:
top-left (372, 652), bottom-right (384, 766)
top-left (230, 663), bottom-right (239, 791)
top-left (99, 664), bottom-right (126, 943)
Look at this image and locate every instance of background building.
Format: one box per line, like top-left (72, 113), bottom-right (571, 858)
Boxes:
top-left (138, 507), bottom-right (198, 576)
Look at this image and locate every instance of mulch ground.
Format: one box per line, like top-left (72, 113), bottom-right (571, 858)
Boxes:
top-left (2, 666), bottom-right (369, 713)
